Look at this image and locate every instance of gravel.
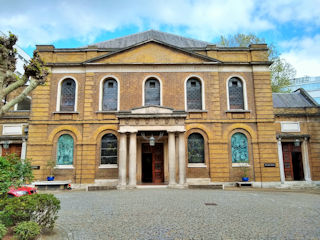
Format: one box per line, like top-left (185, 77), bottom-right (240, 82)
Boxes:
top-left (42, 189), bottom-right (320, 240)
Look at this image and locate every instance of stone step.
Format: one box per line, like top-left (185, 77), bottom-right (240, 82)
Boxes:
top-left (188, 184), bottom-right (224, 190)
top-left (87, 185), bottom-right (117, 191)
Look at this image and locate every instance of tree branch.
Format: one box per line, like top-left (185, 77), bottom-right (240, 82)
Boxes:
top-left (2, 74), bottom-right (29, 96)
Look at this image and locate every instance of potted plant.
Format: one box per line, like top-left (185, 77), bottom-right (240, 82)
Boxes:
top-left (239, 163), bottom-right (249, 182)
top-left (46, 160), bottom-right (56, 181)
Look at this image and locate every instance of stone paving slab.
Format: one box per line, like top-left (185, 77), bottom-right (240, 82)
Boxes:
top-left (42, 189), bottom-right (320, 240)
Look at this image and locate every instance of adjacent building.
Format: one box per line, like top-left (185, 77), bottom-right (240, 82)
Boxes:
top-left (290, 76), bottom-right (320, 104)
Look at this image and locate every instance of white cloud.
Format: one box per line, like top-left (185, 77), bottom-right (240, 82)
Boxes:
top-left (280, 35), bottom-right (320, 77)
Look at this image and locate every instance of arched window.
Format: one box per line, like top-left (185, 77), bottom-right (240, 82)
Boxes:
top-left (187, 78), bottom-right (202, 110)
top-left (228, 77), bottom-right (244, 109)
top-left (57, 134), bottom-right (74, 165)
top-left (231, 133), bottom-right (248, 163)
top-left (188, 133), bottom-right (204, 163)
top-left (16, 97), bottom-right (31, 110)
top-left (101, 134), bottom-right (118, 165)
top-left (102, 78), bottom-right (118, 111)
top-left (144, 78), bottom-right (160, 106)
top-left (60, 78), bottom-right (76, 111)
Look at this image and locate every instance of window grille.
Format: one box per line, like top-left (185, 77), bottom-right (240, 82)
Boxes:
top-left (188, 133), bottom-right (205, 163)
top-left (228, 77), bottom-right (244, 109)
top-left (103, 79), bottom-right (118, 111)
top-left (231, 133), bottom-right (248, 163)
top-left (60, 79), bottom-right (76, 111)
top-left (187, 78), bottom-right (202, 110)
top-left (145, 79), bottom-right (160, 106)
top-left (57, 134), bottom-right (74, 165)
top-left (101, 134), bottom-right (118, 164)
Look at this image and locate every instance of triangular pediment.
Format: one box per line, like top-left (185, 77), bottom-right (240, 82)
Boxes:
top-left (85, 40), bottom-right (219, 64)
top-left (131, 106), bottom-right (174, 114)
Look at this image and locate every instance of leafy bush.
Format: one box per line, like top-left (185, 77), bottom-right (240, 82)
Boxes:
top-left (0, 154), bottom-right (34, 196)
top-left (0, 194), bottom-right (60, 230)
top-left (14, 221), bottom-right (40, 240)
top-left (0, 222), bottom-right (7, 239)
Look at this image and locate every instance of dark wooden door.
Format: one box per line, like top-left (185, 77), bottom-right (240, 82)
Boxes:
top-left (282, 142), bottom-right (303, 181)
top-left (142, 143), bottom-right (164, 183)
top-left (2, 144), bottom-right (22, 157)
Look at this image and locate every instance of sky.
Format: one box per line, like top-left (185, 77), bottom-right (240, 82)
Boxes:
top-left (1, 0), bottom-right (320, 78)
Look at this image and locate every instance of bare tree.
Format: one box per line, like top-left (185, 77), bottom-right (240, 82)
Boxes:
top-left (0, 32), bottom-right (49, 117)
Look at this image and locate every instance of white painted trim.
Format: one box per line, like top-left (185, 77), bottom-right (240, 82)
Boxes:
top-left (188, 163), bottom-right (207, 168)
top-left (51, 65), bottom-right (270, 74)
top-left (54, 165), bottom-right (74, 169)
top-left (99, 75), bottom-right (120, 111)
top-left (184, 75), bottom-right (205, 111)
top-left (226, 75), bottom-right (248, 110)
top-left (99, 164), bottom-right (118, 169)
top-left (142, 75), bottom-right (163, 106)
top-left (56, 76), bottom-right (78, 112)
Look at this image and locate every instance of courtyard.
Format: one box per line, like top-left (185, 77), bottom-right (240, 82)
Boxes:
top-left (42, 188), bottom-right (320, 240)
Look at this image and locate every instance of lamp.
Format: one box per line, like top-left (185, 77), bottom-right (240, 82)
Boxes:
top-left (3, 141), bottom-right (10, 149)
top-left (141, 132), bottom-right (164, 146)
top-left (294, 139), bottom-right (300, 147)
top-left (149, 135), bottom-right (155, 146)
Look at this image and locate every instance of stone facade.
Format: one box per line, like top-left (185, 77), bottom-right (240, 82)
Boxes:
top-left (1, 30), bottom-right (319, 188)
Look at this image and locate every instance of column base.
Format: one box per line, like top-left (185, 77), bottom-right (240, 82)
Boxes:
top-left (127, 185), bottom-right (136, 189)
top-left (117, 185), bottom-right (127, 190)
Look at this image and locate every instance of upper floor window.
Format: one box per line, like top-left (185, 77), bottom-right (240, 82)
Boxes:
top-left (102, 78), bottom-right (118, 111)
top-left (101, 133), bottom-right (118, 165)
top-left (231, 132), bottom-right (248, 163)
top-left (16, 97), bottom-right (31, 111)
top-left (60, 78), bottom-right (76, 111)
top-left (144, 78), bottom-right (160, 106)
top-left (57, 134), bottom-right (74, 165)
top-left (228, 77), bottom-right (244, 110)
top-left (188, 133), bottom-right (205, 163)
top-left (187, 78), bottom-right (202, 110)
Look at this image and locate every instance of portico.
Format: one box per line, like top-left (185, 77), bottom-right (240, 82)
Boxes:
top-left (116, 106), bottom-right (187, 189)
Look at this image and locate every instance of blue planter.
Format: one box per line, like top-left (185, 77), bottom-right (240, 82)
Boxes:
top-left (47, 176), bottom-right (55, 181)
top-left (242, 177), bottom-right (249, 182)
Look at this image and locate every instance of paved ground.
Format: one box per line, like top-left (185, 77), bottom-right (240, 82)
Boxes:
top-left (42, 188), bottom-right (320, 240)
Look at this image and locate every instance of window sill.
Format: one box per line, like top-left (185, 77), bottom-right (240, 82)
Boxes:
top-left (187, 110), bottom-right (208, 113)
top-left (54, 165), bottom-right (74, 169)
top-left (99, 164), bottom-right (118, 169)
top-left (225, 110), bottom-right (251, 113)
top-left (53, 111), bottom-right (79, 114)
top-left (96, 111), bottom-right (118, 114)
top-left (232, 163), bottom-right (250, 167)
top-left (188, 163), bottom-right (207, 168)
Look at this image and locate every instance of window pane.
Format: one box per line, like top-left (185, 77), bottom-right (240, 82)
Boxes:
top-left (60, 79), bottom-right (76, 111)
top-left (229, 77), bottom-right (244, 109)
top-left (101, 134), bottom-right (118, 164)
top-left (145, 79), bottom-right (160, 106)
top-left (231, 133), bottom-right (248, 163)
top-left (187, 78), bottom-right (202, 110)
top-left (188, 133), bottom-right (204, 163)
top-left (103, 79), bottom-right (118, 111)
top-left (57, 134), bottom-right (74, 165)
top-left (17, 98), bottom-right (31, 110)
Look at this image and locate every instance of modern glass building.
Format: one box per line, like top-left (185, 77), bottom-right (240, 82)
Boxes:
top-left (289, 76), bottom-right (320, 104)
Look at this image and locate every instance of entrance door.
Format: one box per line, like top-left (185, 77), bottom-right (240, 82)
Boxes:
top-left (2, 144), bottom-right (22, 157)
top-left (282, 142), bottom-right (304, 181)
top-left (142, 143), bottom-right (164, 183)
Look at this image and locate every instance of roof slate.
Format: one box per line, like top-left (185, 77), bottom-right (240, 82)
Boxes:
top-left (272, 89), bottom-right (318, 108)
top-left (85, 30), bottom-right (211, 49)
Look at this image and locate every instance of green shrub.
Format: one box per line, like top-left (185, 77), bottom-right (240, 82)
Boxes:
top-left (0, 194), bottom-right (60, 230)
top-left (14, 221), bottom-right (40, 240)
top-left (0, 222), bottom-right (7, 239)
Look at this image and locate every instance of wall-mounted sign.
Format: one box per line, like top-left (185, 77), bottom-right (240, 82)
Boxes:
top-left (281, 122), bottom-right (300, 132)
top-left (264, 163), bottom-right (276, 167)
top-left (31, 166), bottom-right (40, 170)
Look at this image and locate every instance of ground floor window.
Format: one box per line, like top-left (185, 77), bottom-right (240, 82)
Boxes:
top-left (57, 134), bottom-right (74, 165)
top-left (188, 133), bottom-right (205, 163)
top-left (101, 134), bottom-right (118, 165)
top-left (231, 132), bottom-right (248, 163)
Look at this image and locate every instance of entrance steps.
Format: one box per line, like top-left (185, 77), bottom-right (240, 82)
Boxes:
top-left (187, 178), bottom-right (224, 189)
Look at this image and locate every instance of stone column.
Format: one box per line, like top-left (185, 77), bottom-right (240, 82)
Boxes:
top-left (118, 133), bottom-right (127, 189)
top-left (277, 138), bottom-right (285, 184)
top-left (302, 137), bottom-right (312, 182)
top-left (128, 132), bottom-right (137, 188)
top-left (178, 132), bottom-right (186, 186)
top-left (21, 138), bottom-right (27, 162)
top-left (168, 131), bottom-right (176, 186)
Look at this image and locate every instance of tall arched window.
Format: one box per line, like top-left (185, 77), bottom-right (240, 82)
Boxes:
top-left (144, 78), bottom-right (160, 106)
top-left (231, 132), bottom-right (248, 163)
top-left (187, 78), bottom-right (202, 110)
top-left (57, 134), bottom-right (74, 165)
top-left (188, 133), bottom-right (204, 163)
top-left (102, 78), bottom-right (118, 111)
top-left (101, 134), bottom-right (118, 165)
top-left (60, 78), bottom-right (76, 111)
top-left (228, 77), bottom-right (244, 110)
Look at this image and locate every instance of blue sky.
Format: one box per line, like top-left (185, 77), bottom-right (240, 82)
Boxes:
top-left (1, 0), bottom-right (320, 77)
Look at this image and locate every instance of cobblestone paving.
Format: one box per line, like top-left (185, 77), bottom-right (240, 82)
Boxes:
top-left (43, 189), bottom-right (320, 240)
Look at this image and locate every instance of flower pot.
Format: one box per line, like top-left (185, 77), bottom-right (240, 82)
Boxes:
top-left (47, 176), bottom-right (55, 181)
top-left (242, 177), bottom-right (249, 182)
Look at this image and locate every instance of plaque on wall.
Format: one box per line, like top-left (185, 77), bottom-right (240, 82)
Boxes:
top-left (264, 163), bottom-right (276, 167)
